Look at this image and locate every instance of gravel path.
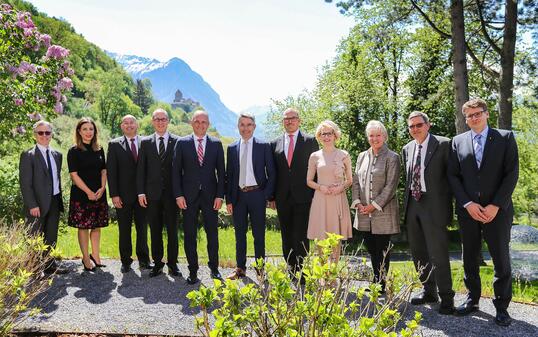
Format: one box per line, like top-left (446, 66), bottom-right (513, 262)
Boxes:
top-left (16, 259), bottom-right (538, 337)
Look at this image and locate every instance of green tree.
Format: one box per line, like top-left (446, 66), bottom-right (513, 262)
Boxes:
top-left (133, 78), bottom-right (154, 114)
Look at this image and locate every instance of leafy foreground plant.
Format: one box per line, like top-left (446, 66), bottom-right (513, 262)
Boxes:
top-left (188, 233), bottom-right (423, 337)
top-left (0, 221), bottom-right (52, 336)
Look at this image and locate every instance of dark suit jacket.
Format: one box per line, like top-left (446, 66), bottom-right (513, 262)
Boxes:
top-left (19, 145), bottom-right (64, 215)
top-left (447, 128), bottom-right (519, 219)
top-left (107, 136), bottom-right (140, 204)
top-left (402, 134), bottom-right (453, 226)
top-left (172, 134), bottom-right (225, 202)
top-left (136, 133), bottom-right (179, 200)
top-left (271, 131), bottom-right (318, 204)
top-left (225, 137), bottom-right (276, 205)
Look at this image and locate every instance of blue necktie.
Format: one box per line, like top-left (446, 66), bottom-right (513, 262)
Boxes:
top-left (474, 134), bottom-right (483, 168)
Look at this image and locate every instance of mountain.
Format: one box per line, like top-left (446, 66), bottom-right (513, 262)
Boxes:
top-left (109, 52), bottom-right (238, 136)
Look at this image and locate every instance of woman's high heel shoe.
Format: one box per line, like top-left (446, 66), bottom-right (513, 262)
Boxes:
top-left (89, 254), bottom-right (106, 268)
top-left (82, 259), bottom-right (96, 272)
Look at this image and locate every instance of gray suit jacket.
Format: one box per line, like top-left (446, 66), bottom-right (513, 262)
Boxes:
top-left (402, 134), bottom-right (453, 227)
top-left (19, 145), bottom-right (64, 216)
top-left (352, 144), bottom-right (400, 234)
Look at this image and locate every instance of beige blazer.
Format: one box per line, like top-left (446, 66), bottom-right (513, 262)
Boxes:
top-left (351, 144), bottom-right (400, 234)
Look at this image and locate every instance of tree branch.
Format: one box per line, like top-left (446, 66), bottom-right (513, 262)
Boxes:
top-left (475, 0), bottom-right (502, 54)
top-left (465, 41), bottom-right (500, 78)
top-left (409, 0), bottom-right (451, 39)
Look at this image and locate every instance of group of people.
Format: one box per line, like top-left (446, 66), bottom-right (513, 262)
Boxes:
top-left (19, 97), bottom-right (518, 327)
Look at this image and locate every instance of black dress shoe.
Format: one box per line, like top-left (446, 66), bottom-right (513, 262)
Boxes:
top-left (149, 266), bottom-right (163, 277)
top-left (438, 300), bottom-right (455, 315)
top-left (81, 259), bottom-right (96, 272)
top-left (454, 300), bottom-right (479, 316)
top-left (139, 261), bottom-right (154, 270)
top-left (410, 292), bottom-right (439, 305)
top-left (495, 309), bottom-right (512, 327)
top-left (121, 264), bottom-right (132, 273)
top-left (187, 273), bottom-right (200, 285)
top-left (210, 269), bottom-right (223, 280)
top-left (168, 265), bottom-right (182, 277)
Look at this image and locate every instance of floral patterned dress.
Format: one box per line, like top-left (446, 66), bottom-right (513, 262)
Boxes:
top-left (67, 143), bottom-right (109, 229)
top-left (307, 149), bottom-right (353, 240)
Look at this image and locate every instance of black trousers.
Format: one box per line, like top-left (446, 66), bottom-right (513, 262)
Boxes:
top-left (233, 189), bottom-right (266, 270)
top-left (182, 194), bottom-right (219, 274)
top-left (406, 195), bottom-right (454, 301)
top-left (459, 212), bottom-right (512, 310)
top-left (117, 200), bottom-right (150, 266)
top-left (27, 194), bottom-right (61, 269)
top-left (276, 194), bottom-right (311, 272)
top-left (363, 232), bottom-right (391, 288)
top-left (147, 197), bottom-right (178, 268)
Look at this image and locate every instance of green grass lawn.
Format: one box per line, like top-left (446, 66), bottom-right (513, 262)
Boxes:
top-left (57, 223), bottom-right (537, 304)
top-left (56, 222), bottom-right (283, 267)
top-left (390, 261), bottom-right (538, 304)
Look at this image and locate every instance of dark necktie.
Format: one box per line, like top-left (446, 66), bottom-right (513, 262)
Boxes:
top-left (474, 134), bottom-right (483, 168)
top-left (411, 144), bottom-right (422, 201)
top-left (46, 149), bottom-right (54, 193)
top-left (158, 136), bottom-right (165, 161)
top-left (130, 138), bottom-right (138, 162)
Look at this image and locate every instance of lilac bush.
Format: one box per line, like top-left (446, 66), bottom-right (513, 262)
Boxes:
top-left (0, 4), bottom-right (73, 141)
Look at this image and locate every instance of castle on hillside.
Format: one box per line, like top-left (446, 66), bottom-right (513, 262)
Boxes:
top-left (171, 89), bottom-right (199, 112)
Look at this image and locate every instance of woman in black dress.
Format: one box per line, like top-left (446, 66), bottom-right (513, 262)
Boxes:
top-left (68, 117), bottom-right (109, 271)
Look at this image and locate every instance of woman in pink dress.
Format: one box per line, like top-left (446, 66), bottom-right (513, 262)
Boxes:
top-left (306, 120), bottom-right (353, 261)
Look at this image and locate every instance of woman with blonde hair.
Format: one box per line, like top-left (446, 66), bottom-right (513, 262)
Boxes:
top-left (306, 120), bottom-right (353, 261)
top-left (67, 117), bottom-right (109, 272)
top-left (352, 120), bottom-right (400, 292)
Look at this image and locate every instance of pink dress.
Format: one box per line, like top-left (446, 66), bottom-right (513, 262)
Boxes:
top-left (307, 149), bottom-right (353, 240)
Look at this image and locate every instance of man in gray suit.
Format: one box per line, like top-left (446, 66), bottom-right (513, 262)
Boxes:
top-left (402, 111), bottom-right (454, 314)
top-left (19, 120), bottom-right (67, 274)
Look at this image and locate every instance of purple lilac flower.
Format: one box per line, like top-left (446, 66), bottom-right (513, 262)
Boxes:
top-left (35, 97), bottom-right (46, 105)
top-left (14, 98), bottom-right (23, 106)
top-left (16, 126), bottom-right (26, 134)
top-left (40, 34), bottom-right (51, 48)
top-left (1, 4), bottom-right (12, 11)
top-left (16, 12), bottom-right (34, 29)
top-left (46, 45), bottom-right (70, 59)
top-left (51, 86), bottom-right (61, 101)
top-left (54, 102), bottom-right (63, 113)
top-left (18, 61), bottom-right (37, 74)
top-left (27, 112), bottom-right (42, 121)
top-left (57, 77), bottom-right (73, 90)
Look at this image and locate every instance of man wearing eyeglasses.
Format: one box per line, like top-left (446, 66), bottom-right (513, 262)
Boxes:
top-left (269, 108), bottom-right (318, 281)
top-left (448, 98), bottom-right (518, 327)
top-left (137, 108), bottom-right (181, 278)
top-left (19, 120), bottom-right (67, 274)
top-left (402, 111), bottom-right (454, 315)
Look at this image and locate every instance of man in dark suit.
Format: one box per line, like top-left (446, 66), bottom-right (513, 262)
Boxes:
top-left (269, 108), bottom-right (318, 277)
top-left (448, 98), bottom-right (519, 326)
top-left (402, 111), bottom-right (454, 315)
top-left (107, 115), bottom-right (152, 273)
top-left (137, 108), bottom-right (180, 277)
top-left (172, 110), bottom-right (225, 284)
top-left (19, 120), bottom-right (67, 274)
top-left (225, 113), bottom-right (276, 280)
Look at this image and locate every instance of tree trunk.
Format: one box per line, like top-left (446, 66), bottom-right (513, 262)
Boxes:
top-left (450, 0), bottom-right (469, 134)
top-left (498, 0), bottom-right (517, 130)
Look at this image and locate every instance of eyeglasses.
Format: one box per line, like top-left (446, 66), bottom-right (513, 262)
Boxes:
top-left (408, 122), bottom-right (425, 130)
top-left (35, 131), bottom-right (52, 136)
top-left (465, 110), bottom-right (486, 120)
top-left (283, 117), bottom-right (298, 122)
top-left (320, 132), bottom-right (334, 137)
top-left (153, 117), bottom-right (168, 122)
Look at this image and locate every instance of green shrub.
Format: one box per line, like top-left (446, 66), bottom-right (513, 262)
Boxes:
top-left (0, 221), bottom-right (52, 335)
top-left (0, 155), bottom-right (24, 223)
top-left (188, 234), bottom-right (422, 337)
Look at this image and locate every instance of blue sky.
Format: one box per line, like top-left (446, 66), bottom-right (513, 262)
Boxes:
top-left (29, 0), bottom-right (356, 112)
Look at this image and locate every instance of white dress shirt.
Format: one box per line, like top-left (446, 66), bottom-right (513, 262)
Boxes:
top-left (154, 132), bottom-right (170, 152)
top-left (36, 143), bottom-right (60, 195)
top-left (239, 137), bottom-right (257, 187)
top-left (412, 133), bottom-right (430, 193)
top-left (283, 129), bottom-right (299, 162)
top-left (193, 134), bottom-right (207, 155)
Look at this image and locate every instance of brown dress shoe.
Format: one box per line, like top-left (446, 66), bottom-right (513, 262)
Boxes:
top-left (227, 267), bottom-right (246, 280)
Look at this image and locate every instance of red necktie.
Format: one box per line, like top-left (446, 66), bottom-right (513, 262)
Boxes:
top-left (287, 134), bottom-right (294, 167)
top-left (130, 138), bottom-right (138, 162)
top-left (197, 138), bottom-right (204, 166)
